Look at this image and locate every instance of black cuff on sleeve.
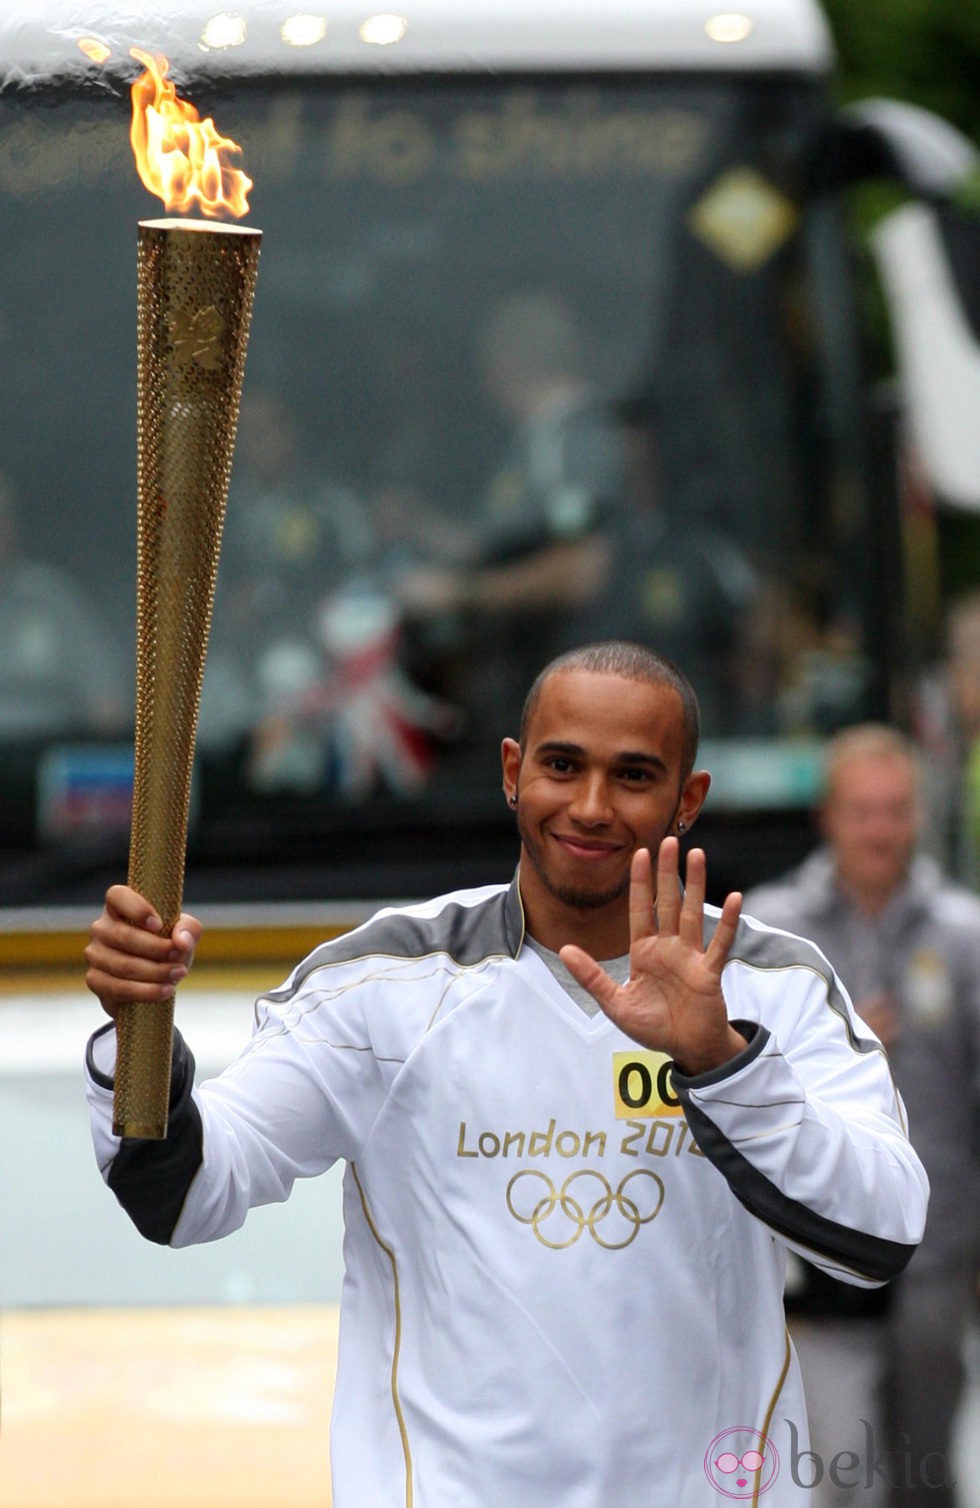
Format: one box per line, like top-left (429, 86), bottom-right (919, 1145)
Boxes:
top-left (105, 1028), bottom-right (204, 1245)
top-left (671, 1020), bottom-right (918, 1283)
top-left (670, 1020), bottom-right (766, 1090)
top-left (86, 1022), bottom-right (195, 1112)
top-left (86, 1021), bottom-right (118, 1091)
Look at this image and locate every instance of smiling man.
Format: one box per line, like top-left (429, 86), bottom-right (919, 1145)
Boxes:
top-left (84, 642), bottom-right (927, 1507)
top-left (505, 652), bottom-right (704, 929)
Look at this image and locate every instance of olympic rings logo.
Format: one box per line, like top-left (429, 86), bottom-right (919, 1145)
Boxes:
top-left (505, 1168), bottom-right (665, 1249)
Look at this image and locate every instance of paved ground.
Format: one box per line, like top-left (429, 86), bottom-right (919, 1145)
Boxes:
top-left (0, 1306), bottom-right (339, 1508)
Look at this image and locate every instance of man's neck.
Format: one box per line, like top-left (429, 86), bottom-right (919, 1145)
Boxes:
top-left (835, 872), bottom-right (903, 921)
top-left (520, 886), bottom-right (630, 961)
top-left (524, 379), bottom-right (587, 425)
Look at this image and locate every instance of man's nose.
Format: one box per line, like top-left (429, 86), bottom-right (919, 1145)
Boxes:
top-left (569, 774), bottom-right (613, 824)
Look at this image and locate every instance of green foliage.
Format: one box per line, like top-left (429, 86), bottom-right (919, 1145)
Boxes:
top-left (821, 0), bottom-right (980, 144)
top-left (816, 2), bottom-right (980, 377)
top-left (953, 165), bottom-right (980, 214)
top-left (818, 3), bottom-right (980, 624)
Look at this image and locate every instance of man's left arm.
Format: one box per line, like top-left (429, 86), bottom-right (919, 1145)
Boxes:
top-left (561, 841), bottom-right (929, 1287)
top-left (670, 953), bottom-right (927, 1286)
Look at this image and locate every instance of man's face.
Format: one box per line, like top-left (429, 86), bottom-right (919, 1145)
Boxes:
top-left (502, 669), bottom-right (706, 947)
top-left (823, 754), bottom-right (920, 904)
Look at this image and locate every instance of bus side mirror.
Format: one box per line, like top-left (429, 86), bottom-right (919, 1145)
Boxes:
top-left (871, 202), bottom-right (980, 511)
top-left (831, 98), bottom-right (980, 511)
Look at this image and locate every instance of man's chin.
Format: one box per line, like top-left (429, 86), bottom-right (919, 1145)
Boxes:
top-left (518, 823), bottom-right (633, 914)
top-left (544, 876), bottom-right (631, 913)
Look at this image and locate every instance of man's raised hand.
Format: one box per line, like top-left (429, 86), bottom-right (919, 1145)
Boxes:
top-left (560, 839), bottom-right (746, 1076)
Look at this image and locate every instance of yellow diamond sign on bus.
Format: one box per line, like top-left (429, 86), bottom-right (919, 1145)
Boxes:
top-left (689, 166), bottom-right (798, 272)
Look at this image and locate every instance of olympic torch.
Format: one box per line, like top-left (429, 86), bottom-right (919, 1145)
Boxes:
top-left (113, 51), bottom-right (261, 1138)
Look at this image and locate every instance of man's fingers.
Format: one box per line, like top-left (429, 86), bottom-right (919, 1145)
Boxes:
top-left (85, 887), bottom-right (203, 1017)
top-left (103, 887), bottom-right (201, 946)
top-left (173, 912), bottom-right (203, 957)
top-left (105, 883), bottom-right (163, 932)
top-left (89, 918), bottom-right (172, 964)
top-left (654, 837), bottom-right (681, 934)
top-left (91, 895), bottom-right (202, 965)
top-left (559, 944), bottom-right (620, 1014)
top-left (628, 847), bottom-right (656, 946)
top-left (705, 890), bottom-right (743, 973)
top-left (84, 936), bottom-right (184, 984)
top-left (84, 967), bottom-right (175, 1014)
top-left (679, 847), bottom-right (707, 946)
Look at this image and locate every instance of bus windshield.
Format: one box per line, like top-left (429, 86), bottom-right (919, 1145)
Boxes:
top-left (0, 72), bottom-right (882, 897)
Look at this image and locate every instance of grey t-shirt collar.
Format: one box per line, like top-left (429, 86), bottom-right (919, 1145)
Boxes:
top-left (523, 935), bottom-right (630, 1019)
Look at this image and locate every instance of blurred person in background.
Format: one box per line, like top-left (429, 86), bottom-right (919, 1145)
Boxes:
top-left (916, 589), bottom-right (980, 888)
top-left (207, 388), bottom-right (375, 751)
top-left (396, 290), bottom-right (625, 748)
top-left (0, 469), bottom-right (128, 738)
top-left (199, 389), bottom-right (371, 760)
top-left (567, 385), bottom-right (763, 734)
top-left (746, 724), bottom-right (980, 1508)
top-left (208, 392), bottom-right (458, 795)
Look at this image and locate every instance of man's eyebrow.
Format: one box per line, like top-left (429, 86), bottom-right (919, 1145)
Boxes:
top-left (615, 748), bottom-right (669, 772)
top-left (534, 740), bottom-right (584, 757)
top-left (534, 740), bottom-right (668, 772)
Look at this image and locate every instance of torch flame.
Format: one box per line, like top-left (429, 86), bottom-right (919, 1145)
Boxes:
top-left (129, 48), bottom-right (252, 219)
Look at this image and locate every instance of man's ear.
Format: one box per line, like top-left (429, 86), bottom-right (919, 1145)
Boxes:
top-left (501, 737), bottom-right (522, 807)
top-left (676, 770), bottom-right (710, 835)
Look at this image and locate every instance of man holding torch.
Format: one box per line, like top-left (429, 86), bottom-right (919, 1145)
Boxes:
top-left (85, 640), bottom-right (927, 1506)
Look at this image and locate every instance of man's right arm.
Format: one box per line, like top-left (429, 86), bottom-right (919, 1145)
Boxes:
top-left (86, 1020), bottom-right (204, 1244)
top-left (84, 885), bottom-right (208, 1243)
top-left (85, 886), bottom-right (388, 1249)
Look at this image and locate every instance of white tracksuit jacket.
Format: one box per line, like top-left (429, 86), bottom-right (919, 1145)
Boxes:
top-left (86, 875), bottom-right (928, 1507)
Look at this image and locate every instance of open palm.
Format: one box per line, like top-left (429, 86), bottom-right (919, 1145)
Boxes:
top-left (561, 840), bottom-right (746, 1076)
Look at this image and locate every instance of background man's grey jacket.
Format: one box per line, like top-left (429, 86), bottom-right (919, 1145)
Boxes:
top-left (747, 848), bottom-right (980, 1283)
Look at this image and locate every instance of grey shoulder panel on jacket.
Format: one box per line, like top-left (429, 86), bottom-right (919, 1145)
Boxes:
top-left (727, 909), bottom-right (834, 973)
top-left (709, 908), bottom-right (874, 1055)
top-left (264, 879), bottom-right (524, 1002)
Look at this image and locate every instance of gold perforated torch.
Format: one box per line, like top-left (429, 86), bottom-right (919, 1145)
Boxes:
top-left (114, 50), bottom-right (261, 1138)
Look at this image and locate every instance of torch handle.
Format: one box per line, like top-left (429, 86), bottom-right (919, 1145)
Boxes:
top-left (113, 638), bottom-right (199, 1139)
top-left (112, 218), bottom-right (260, 1140)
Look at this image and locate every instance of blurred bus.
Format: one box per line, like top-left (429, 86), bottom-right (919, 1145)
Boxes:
top-left (0, 0), bottom-right (978, 910)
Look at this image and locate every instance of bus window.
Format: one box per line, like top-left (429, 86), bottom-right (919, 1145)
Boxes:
top-left (0, 74), bottom-right (888, 895)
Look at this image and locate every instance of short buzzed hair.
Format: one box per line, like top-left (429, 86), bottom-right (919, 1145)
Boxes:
top-left (824, 723), bottom-right (922, 794)
top-left (519, 641), bottom-right (701, 777)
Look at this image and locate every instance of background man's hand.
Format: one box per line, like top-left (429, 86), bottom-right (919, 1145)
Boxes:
top-left (84, 884), bottom-right (202, 1020)
top-left (560, 840), bottom-right (746, 1076)
top-left (854, 991), bottom-right (900, 1048)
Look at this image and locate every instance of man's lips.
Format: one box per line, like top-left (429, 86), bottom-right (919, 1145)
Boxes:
top-left (551, 833), bottom-right (624, 860)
